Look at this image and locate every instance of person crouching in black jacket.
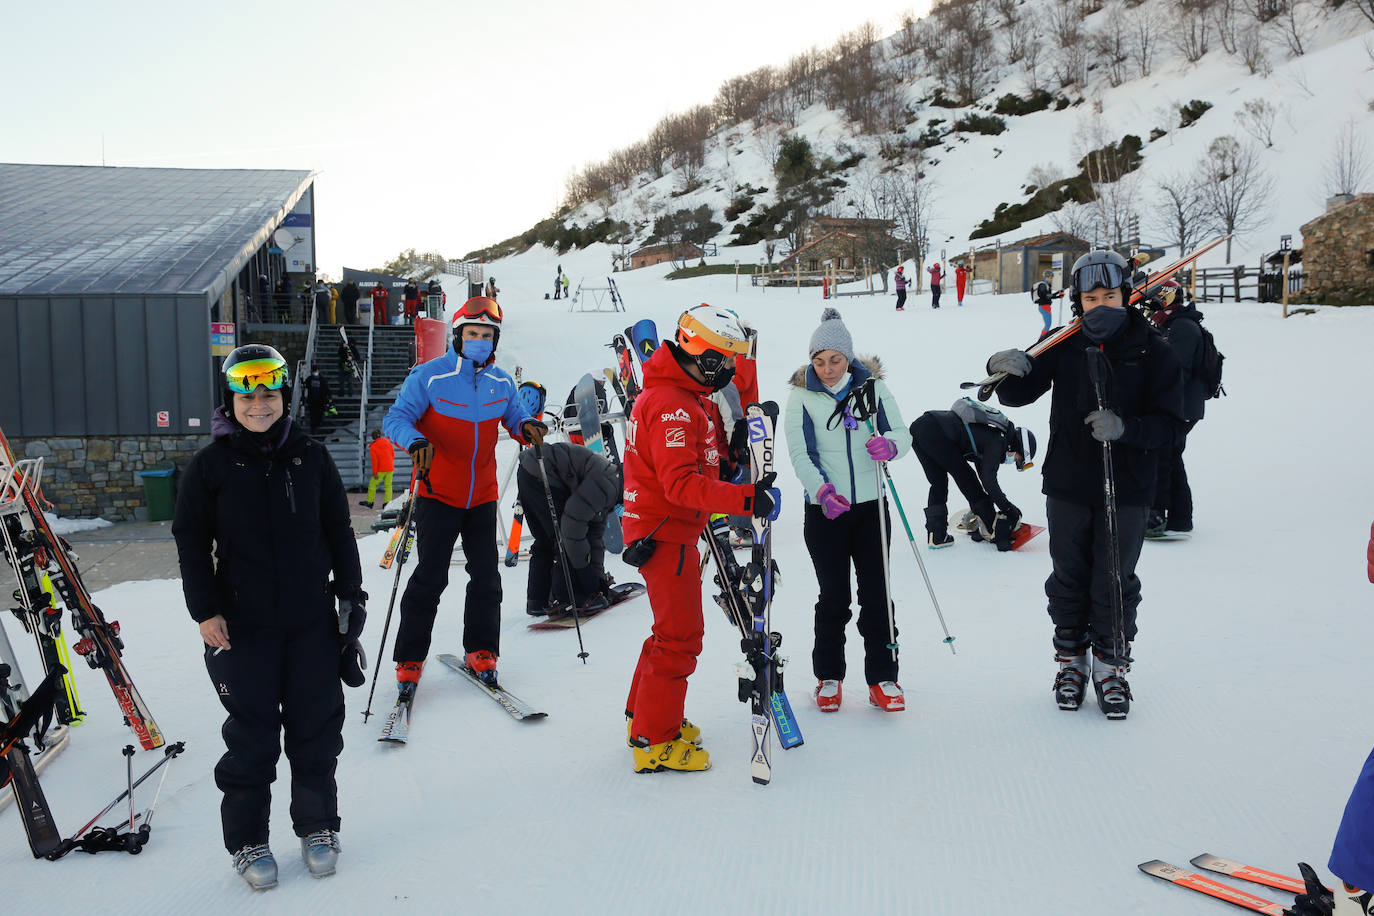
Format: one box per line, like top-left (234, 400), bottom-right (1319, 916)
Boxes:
top-left (985, 250), bottom-right (1184, 720)
top-left (173, 344), bottom-right (364, 891)
top-left (517, 442), bottom-right (621, 615)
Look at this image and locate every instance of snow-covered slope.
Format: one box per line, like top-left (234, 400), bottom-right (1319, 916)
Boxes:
top-left (3, 253), bottom-right (1370, 914)
top-left (555, 0), bottom-right (1374, 271)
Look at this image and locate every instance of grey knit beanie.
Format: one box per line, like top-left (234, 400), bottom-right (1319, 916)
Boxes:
top-left (808, 307), bottom-right (854, 361)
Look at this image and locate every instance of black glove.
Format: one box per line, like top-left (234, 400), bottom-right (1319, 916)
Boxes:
top-left (994, 515), bottom-right (1014, 552)
top-left (336, 588), bottom-right (368, 643)
top-left (408, 438), bottom-right (434, 473)
top-left (339, 640), bottom-right (367, 688)
top-left (1285, 863), bottom-right (1334, 916)
top-left (750, 472), bottom-right (780, 521)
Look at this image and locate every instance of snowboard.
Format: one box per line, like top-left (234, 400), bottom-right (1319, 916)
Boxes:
top-left (528, 582), bottom-right (645, 630)
top-left (950, 510), bottom-right (1045, 550)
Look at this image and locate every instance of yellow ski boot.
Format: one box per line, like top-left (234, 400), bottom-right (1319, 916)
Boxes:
top-left (626, 716), bottom-right (702, 747)
top-left (633, 739), bottom-right (711, 773)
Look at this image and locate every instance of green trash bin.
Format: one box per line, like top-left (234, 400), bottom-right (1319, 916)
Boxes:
top-left (138, 465), bottom-right (177, 522)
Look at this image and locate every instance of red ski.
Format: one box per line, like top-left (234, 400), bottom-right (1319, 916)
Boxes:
top-left (1190, 854), bottom-right (1315, 896)
top-left (1139, 860), bottom-right (1289, 915)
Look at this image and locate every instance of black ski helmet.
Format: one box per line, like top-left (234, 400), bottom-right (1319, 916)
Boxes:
top-left (222, 344), bottom-right (290, 418)
top-left (1069, 248), bottom-right (1131, 316)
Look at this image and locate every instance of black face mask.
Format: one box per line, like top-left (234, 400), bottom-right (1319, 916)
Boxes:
top-left (708, 364), bottom-right (736, 392)
top-left (1081, 305), bottom-right (1128, 342)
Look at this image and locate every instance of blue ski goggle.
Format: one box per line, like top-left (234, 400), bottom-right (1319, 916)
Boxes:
top-left (1072, 262), bottom-right (1126, 295)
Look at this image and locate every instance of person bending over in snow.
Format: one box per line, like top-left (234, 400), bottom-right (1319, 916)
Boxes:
top-left (383, 297), bottom-right (546, 692)
top-left (784, 307), bottom-right (910, 715)
top-left (622, 305), bottom-right (777, 773)
top-left (517, 441), bottom-right (621, 615)
top-left (986, 248), bottom-right (1183, 720)
top-left (909, 397), bottom-right (1036, 551)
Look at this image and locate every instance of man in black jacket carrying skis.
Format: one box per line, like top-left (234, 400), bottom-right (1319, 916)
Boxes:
top-left (985, 249), bottom-right (1184, 719)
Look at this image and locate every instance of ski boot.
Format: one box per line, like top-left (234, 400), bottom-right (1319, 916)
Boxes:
top-left (868, 681), bottom-right (906, 712)
top-left (1144, 511), bottom-right (1168, 539)
top-left (300, 829), bottom-right (340, 878)
top-left (233, 843), bottom-right (278, 891)
top-left (1052, 650), bottom-right (1090, 710)
top-left (632, 738), bottom-right (711, 773)
top-left (577, 592), bottom-right (611, 614)
top-left (814, 679), bottom-right (842, 712)
top-left (969, 498), bottom-right (996, 542)
top-left (1092, 652), bottom-right (1133, 719)
top-left (626, 715), bottom-right (702, 747)
top-left (396, 661), bottom-right (423, 685)
top-left (464, 650), bottom-right (498, 687)
top-left (924, 506), bottom-right (954, 549)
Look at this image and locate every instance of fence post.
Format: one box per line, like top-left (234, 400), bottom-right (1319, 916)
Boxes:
top-left (1281, 250), bottom-right (1290, 318)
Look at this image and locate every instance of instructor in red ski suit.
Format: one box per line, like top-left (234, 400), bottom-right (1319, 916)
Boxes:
top-left (622, 305), bottom-right (779, 774)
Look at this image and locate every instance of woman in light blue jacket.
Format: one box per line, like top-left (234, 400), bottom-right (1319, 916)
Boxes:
top-left (784, 308), bottom-right (910, 714)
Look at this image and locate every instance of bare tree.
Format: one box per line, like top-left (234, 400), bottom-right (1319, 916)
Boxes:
top-left (887, 153), bottom-right (938, 272)
top-left (1211, 0), bottom-right (1243, 53)
top-left (1234, 98), bottom-right (1279, 148)
top-left (1237, 24), bottom-right (1270, 74)
top-left (1126, 4), bottom-right (1160, 77)
top-left (1048, 2), bottom-right (1088, 86)
top-left (894, 9), bottom-right (922, 55)
top-left (1322, 118), bottom-right (1372, 197)
top-left (1195, 136), bottom-right (1275, 261)
top-left (931, 0), bottom-right (999, 104)
top-left (1021, 10), bottom-right (1046, 90)
top-left (1026, 162), bottom-right (1067, 192)
top-left (1148, 171), bottom-right (1213, 254)
top-left (1091, 8), bottom-right (1132, 87)
top-left (1076, 114), bottom-right (1141, 246)
top-left (1051, 202), bottom-right (1101, 242)
top-left (1170, 5), bottom-right (1212, 62)
top-left (1270, 0), bottom-right (1317, 57)
top-left (1005, 14), bottom-right (1033, 64)
top-left (1352, 0), bottom-right (1374, 23)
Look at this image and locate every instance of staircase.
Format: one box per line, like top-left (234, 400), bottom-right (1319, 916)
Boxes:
top-left (244, 321), bottom-right (423, 489)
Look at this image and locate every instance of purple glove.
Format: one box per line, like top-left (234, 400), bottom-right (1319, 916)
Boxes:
top-left (866, 436), bottom-right (899, 462)
top-left (816, 483), bottom-right (851, 520)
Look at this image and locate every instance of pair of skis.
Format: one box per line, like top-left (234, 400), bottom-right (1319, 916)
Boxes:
top-left (0, 427), bottom-right (163, 751)
top-left (1141, 854), bottom-right (1328, 914)
top-left (962, 235), bottom-right (1230, 401)
top-left (377, 655), bottom-right (547, 744)
top-left (701, 402), bottom-right (803, 785)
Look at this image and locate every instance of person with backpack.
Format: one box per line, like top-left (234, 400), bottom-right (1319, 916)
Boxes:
top-left (894, 265), bottom-right (908, 311)
top-left (909, 397), bottom-right (1036, 551)
top-left (340, 280), bottom-right (361, 325)
top-left (1032, 270), bottom-right (1062, 334)
top-left (985, 248), bottom-right (1184, 719)
top-left (1142, 279), bottom-right (1213, 537)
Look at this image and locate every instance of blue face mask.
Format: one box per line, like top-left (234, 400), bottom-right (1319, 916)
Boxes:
top-left (1081, 305), bottom-right (1127, 342)
top-left (462, 338), bottom-right (493, 363)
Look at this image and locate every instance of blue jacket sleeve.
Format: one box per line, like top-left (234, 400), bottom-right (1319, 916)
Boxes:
top-left (384, 367), bottom-right (430, 449)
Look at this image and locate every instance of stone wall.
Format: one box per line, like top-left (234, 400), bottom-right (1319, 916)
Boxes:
top-left (1298, 194), bottom-right (1374, 306)
top-left (10, 434), bottom-right (209, 521)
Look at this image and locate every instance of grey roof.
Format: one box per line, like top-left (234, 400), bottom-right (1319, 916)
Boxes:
top-left (0, 163), bottom-right (313, 298)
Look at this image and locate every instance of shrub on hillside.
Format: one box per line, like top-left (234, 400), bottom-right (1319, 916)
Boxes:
top-left (1179, 99), bottom-right (1213, 128)
top-left (993, 89), bottom-right (1055, 116)
top-left (955, 113), bottom-right (1008, 135)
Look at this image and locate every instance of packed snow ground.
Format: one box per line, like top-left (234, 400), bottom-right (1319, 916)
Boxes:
top-left (4, 248), bottom-right (1371, 914)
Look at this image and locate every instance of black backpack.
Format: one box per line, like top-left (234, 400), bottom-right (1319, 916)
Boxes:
top-left (1196, 321), bottom-right (1225, 399)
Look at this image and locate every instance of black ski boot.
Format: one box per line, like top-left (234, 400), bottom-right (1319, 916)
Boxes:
top-left (924, 506), bottom-right (954, 549)
top-left (969, 498), bottom-right (995, 542)
top-left (1092, 652), bottom-right (1133, 719)
top-left (1144, 511), bottom-right (1167, 539)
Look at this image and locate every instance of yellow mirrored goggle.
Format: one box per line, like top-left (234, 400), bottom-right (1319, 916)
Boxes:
top-left (226, 359), bottom-right (289, 394)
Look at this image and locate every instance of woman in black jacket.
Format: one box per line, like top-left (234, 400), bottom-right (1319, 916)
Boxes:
top-left (173, 345), bottom-right (364, 891)
top-left (986, 250), bottom-right (1184, 720)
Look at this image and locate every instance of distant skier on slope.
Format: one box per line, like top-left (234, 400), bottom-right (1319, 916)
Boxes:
top-left (1032, 269), bottom-right (1061, 334)
top-left (784, 308), bottom-right (910, 714)
top-left (928, 261), bottom-right (945, 308)
top-left (985, 249), bottom-right (1183, 719)
top-left (909, 397), bottom-right (1036, 551)
top-left (894, 265), bottom-right (908, 311)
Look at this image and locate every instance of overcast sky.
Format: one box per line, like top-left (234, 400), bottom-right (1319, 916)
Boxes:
top-left (5, 0), bottom-right (927, 276)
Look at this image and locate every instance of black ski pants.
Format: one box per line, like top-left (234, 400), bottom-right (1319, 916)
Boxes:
top-left (1044, 496), bottom-right (1148, 662)
top-left (895, 288), bottom-right (907, 310)
top-left (205, 619), bottom-right (343, 853)
top-left (911, 413), bottom-right (993, 523)
top-left (393, 497), bottom-right (501, 663)
top-left (1153, 419), bottom-right (1197, 524)
top-left (803, 500), bottom-right (898, 685)
top-left (931, 284), bottom-right (942, 308)
top-left (516, 468), bottom-right (604, 609)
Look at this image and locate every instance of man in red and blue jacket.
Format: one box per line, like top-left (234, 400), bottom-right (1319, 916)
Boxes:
top-left (384, 297), bottom-right (546, 687)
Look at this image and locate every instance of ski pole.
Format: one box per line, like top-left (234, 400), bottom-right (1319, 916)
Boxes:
top-left (851, 381), bottom-right (957, 655)
top-left (533, 444), bottom-right (589, 663)
top-left (363, 496), bottom-right (416, 722)
top-left (69, 741), bottom-right (185, 840)
top-left (1085, 348), bottom-right (1127, 660)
